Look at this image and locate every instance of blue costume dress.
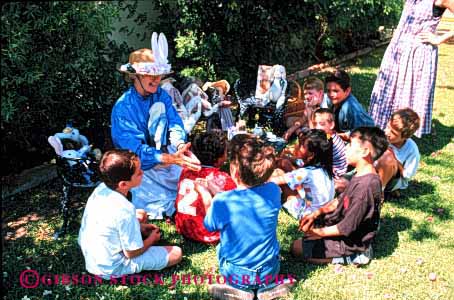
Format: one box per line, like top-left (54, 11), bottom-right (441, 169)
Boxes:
top-left (111, 86), bottom-right (186, 219)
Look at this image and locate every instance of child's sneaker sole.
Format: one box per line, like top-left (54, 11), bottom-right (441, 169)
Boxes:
top-left (208, 284), bottom-right (255, 300)
top-left (257, 279), bottom-right (295, 300)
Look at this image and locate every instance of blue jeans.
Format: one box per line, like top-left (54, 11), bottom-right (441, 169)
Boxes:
top-left (218, 255), bottom-right (281, 291)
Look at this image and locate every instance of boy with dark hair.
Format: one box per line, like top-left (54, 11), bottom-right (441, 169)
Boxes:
top-left (78, 149), bottom-right (182, 278)
top-left (293, 127), bottom-right (388, 265)
top-left (325, 69), bottom-right (375, 141)
top-left (204, 134), bottom-right (294, 300)
top-left (175, 130), bottom-right (236, 244)
top-left (375, 108), bottom-right (421, 195)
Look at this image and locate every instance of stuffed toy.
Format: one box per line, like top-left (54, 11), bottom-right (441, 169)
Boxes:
top-left (268, 64), bottom-right (287, 110)
top-left (239, 64), bottom-right (288, 116)
top-left (48, 124), bottom-right (101, 184)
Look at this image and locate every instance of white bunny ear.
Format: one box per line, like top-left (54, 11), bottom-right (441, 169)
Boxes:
top-left (158, 33), bottom-right (168, 64)
top-left (48, 136), bottom-right (63, 156)
top-left (151, 32), bottom-right (159, 57)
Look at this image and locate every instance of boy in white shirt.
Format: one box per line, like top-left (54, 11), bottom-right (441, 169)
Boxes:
top-left (375, 108), bottom-right (420, 196)
top-left (78, 149), bottom-right (182, 278)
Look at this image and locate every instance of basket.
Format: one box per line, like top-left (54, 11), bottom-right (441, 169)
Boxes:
top-left (283, 80), bottom-right (306, 128)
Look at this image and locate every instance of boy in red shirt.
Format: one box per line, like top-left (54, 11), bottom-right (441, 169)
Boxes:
top-left (175, 130), bottom-right (236, 244)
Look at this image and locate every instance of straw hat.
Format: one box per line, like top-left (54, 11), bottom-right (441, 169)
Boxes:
top-left (202, 80), bottom-right (230, 95)
top-left (119, 32), bottom-right (172, 76)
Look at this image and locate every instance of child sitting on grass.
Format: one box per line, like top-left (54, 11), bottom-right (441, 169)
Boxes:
top-left (294, 127), bottom-right (388, 265)
top-left (375, 108), bottom-right (420, 197)
top-left (78, 150), bottom-right (182, 279)
top-left (325, 69), bottom-right (375, 141)
top-left (204, 134), bottom-right (294, 300)
top-left (313, 108), bottom-right (348, 179)
top-left (174, 130), bottom-right (236, 244)
top-left (271, 128), bottom-right (334, 219)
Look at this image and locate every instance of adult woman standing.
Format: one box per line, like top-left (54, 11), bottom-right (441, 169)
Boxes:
top-left (369, 0), bottom-right (454, 137)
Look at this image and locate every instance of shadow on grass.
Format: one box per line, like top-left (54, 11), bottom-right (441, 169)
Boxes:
top-left (2, 234), bottom-right (152, 299)
top-left (414, 119), bottom-right (454, 157)
top-left (386, 180), bottom-right (452, 222)
top-left (408, 222), bottom-right (439, 241)
top-left (374, 215), bottom-right (412, 259)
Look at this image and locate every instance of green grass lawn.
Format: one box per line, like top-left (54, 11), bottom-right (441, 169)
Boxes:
top-left (2, 42), bottom-right (454, 300)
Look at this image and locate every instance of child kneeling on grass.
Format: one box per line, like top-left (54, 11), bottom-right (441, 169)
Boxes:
top-left (78, 149), bottom-right (182, 279)
top-left (293, 127), bottom-right (388, 265)
top-left (175, 130), bottom-right (236, 244)
top-left (204, 134), bottom-right (294, 300)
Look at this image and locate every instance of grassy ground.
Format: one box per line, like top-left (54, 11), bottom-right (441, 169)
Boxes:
top-left (3, 42), bottom-right (454, 300)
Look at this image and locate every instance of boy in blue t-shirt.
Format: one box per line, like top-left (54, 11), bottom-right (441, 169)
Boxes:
top-left (204, 134), bottom-right (295, 300)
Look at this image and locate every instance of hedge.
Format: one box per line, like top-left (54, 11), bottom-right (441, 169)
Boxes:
top-left (1, 0), bottom-right (403, 176)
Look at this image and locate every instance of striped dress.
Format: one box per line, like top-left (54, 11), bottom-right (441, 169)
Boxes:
top-left (369, 0), bottom-right (446, 137)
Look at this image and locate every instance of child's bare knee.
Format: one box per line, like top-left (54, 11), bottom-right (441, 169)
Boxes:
top-left (166, 246), bottom-right (182, 267)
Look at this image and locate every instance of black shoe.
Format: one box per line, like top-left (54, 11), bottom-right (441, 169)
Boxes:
top-left (208, 284), bottom-right (255, 300)
top-left (257, 278), bottom-right (295, 300)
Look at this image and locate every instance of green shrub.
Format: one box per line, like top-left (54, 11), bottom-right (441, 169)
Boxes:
top-left (1, 2), bottom-right (130, 175)
top-left (143, 0), bottom-right (402, 85)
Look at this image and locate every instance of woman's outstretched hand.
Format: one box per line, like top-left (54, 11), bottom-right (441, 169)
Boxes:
top-left (175, 142), bottom-right (202, 171)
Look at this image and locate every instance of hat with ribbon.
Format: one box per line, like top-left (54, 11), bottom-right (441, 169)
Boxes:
top-left (119, 32), bottom-right (172, 76)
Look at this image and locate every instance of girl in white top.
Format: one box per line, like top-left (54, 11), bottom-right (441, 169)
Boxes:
top-left (271, 128), bottom-right (334, 219)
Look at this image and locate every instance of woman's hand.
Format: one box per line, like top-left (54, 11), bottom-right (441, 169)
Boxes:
top-left (418, 31), bottom-right (454, 46)
top-left (162, 142), bottom-right (201, 171)
top-left (417, 32), bottom-right (443, 45)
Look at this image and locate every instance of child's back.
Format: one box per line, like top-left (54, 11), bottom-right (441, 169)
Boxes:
top-left (204, 181), bottom-right (281, 268)
top-left (175, 131), bottom-right (236, 244)
top-left (284, 166), bottom-right (334, 218)
top-left (175, 167), bottom-right (235, 244)
top-left (204, 134), bottom-right (293, 299)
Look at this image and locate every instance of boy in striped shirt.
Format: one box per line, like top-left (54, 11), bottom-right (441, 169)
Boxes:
top-left (312, 108), bottom-right (347, 179)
